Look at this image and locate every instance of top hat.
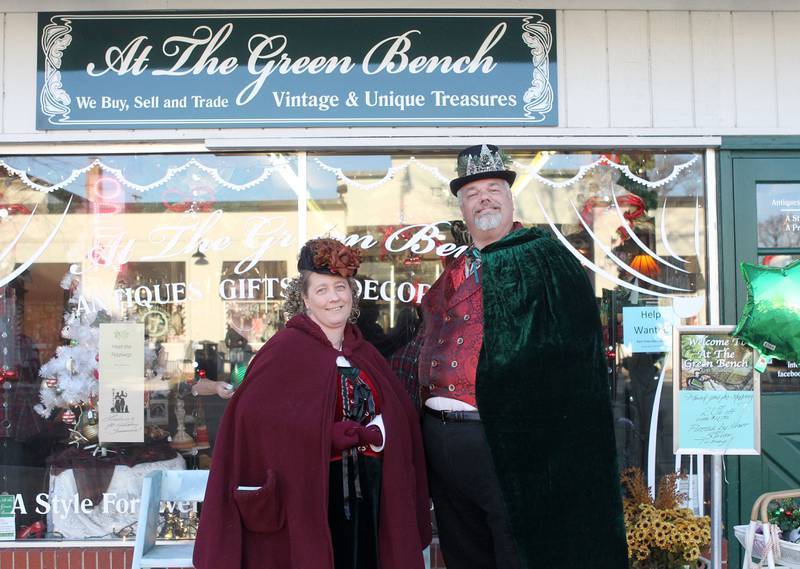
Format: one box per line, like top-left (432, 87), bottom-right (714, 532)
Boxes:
top-left (449, 144), bottom-right (517, 196)
top-left (297, 238), bottom-right (362, 278)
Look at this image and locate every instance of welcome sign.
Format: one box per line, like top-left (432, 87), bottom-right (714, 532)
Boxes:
top-left (37, 11), bottom-right (557, 129)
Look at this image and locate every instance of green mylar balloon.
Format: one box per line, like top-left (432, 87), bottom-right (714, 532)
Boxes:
top-left (734, 260), bottom-right (800, 363)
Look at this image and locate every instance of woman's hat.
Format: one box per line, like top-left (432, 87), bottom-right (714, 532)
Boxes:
top-left (450, 144), bottom-right (517, 196)
top-left (297, 238), bottom-right (362, 278)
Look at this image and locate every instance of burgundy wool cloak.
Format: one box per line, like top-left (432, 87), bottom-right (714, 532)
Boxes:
top-left (193, 314), bottom-right (431, 569)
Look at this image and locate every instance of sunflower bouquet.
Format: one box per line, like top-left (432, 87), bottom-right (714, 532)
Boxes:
top-left (621, 467), bottom-right (711, 569)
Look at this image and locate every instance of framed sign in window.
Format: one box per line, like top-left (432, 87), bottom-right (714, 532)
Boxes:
top-left (672, 325), bottom-right (760, 455)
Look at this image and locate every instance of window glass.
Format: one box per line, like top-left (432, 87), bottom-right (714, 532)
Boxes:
top-left (0, 149), bottom-right (707, 541)
top-left (757, 183), bottom-right (800, 248)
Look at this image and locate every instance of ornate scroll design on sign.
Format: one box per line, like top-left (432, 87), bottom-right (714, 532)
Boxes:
top-left (40, 16), bottom-right (73, 124)
top-left (520, 15), bottom-right (553, 122)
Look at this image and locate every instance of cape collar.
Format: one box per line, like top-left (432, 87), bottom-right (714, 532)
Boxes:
top-left (285, 313), bottom-right (364, 358)
top-left (480, 224), bottom-right (548, 255)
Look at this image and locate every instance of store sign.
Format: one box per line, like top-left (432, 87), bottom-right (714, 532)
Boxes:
top-left (36, 11), bottom-right (557, 129)
top-left (672, 326), bottom-right (760, 455)
top-left (757, 183), bottom-right (800, 248)
top-left (0, 495), bottom-right (15, 541)
top-left (623, 306), bottom-right (677, 353)
top-left (98, 323), bottom-right (145, 443)
top-left (761, 359), bottom-right (800, 392)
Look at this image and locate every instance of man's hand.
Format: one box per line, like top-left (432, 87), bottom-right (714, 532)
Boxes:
top-left (215, 382), bottom-right (235, 399)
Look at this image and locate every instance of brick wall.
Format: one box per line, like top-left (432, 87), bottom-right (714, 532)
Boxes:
top-left (0, 542), bottom-right (447, 568)
top-left (0, 549), bottom-right (192, 569)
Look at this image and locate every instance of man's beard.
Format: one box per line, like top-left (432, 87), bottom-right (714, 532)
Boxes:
top-left (474, 211), bottom-right (502, 231)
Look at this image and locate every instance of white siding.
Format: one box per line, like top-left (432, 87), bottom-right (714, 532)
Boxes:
top-left (732, 11), bottom-right (777, 128)
top-left (649, 11), bottom-right (693, 127)
top-left (2, 12), bottom-right (36, 134)
top-left (691, 11), bottom-right (737, 129)
top-left (0, 13), bottom-right (4, 132)
top-left (607, 11), bottom-right (652, 127)
top-left (563, 10), bottom-right (609, 127)
top-left (773, 12), bottom-right (800, 128)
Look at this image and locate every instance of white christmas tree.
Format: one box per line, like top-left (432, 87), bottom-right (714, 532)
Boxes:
top-left (35, 274), bottom-right (100, 422)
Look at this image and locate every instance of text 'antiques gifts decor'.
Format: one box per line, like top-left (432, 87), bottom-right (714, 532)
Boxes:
top-left (37, 11), bottom-right (557, 129)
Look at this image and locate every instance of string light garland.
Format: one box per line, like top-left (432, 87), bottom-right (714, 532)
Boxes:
top-left (0, 154), bottom-right (698, 194)
top-left (0, 156), bottom-right (289, 193)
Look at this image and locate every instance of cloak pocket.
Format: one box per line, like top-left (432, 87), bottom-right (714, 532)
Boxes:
top-left (232, 469), bottom-right (284, 533)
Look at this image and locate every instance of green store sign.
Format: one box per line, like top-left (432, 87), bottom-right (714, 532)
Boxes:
top-left (37, 10), bottom-right (557, 129)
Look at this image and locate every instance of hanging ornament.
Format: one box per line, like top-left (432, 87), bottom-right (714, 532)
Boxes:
top-left (45, 378), bottom-right (58, 389)
top-left (62, 410), bottom-right (76, 424)
top-left (77, 410), bottom-right (99, 443)
top-left (66, 357), bottom-right (77, 374)
top-left (630, 254), bottom-right (661, 279)
top-left (0, 369), bottom-right (18, 382)
top-left (93, 369), bottom-right (99, 380)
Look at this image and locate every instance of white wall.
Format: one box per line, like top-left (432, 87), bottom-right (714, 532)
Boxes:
top-left (2, 6), bottom-right (800, 146)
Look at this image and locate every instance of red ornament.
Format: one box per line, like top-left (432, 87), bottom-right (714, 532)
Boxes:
top-left (0, 369), bottom-right (19, 382)
top-left (45, 378), bottom-right (58, 388)
top-left (93, 369), bottom-right (99, 380)
top-left (62, 410), bottom-right (76, 424)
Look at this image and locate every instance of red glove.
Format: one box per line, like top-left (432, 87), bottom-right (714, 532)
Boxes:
top-left (357, 425), bottom-right (383, 448)
top-left (331, 420), bottom-right (360, 453)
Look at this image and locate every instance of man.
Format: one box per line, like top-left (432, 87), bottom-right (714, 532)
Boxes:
top-left (418, 145), bottom-right (628, 569)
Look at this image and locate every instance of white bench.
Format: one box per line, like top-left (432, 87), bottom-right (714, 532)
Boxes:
top-left (131, 469), bottom-right (209, 569)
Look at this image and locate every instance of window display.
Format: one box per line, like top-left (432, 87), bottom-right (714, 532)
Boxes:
top-left (0, 149), bottom-right (707, 541)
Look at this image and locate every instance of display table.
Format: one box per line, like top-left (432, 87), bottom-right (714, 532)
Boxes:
top-left (46, 445), bottom-right (186, 540)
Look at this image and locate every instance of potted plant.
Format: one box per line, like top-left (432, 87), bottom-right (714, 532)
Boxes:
top-left (767, 498), bottom-right (800, 543)
top-left (621, 467), bottom-right (711, 569)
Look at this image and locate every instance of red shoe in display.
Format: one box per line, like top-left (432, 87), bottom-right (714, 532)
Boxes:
top-left (16, 521), bottom-right (44, 539)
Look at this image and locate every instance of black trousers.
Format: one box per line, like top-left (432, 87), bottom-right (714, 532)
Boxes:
top-left (328, 455), bottom-right (382, 569)
top-left (423, 414), bottom-right (522, 569)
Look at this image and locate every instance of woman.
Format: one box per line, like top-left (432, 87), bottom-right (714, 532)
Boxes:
top-left (194, 238), bottom-right (431, 569)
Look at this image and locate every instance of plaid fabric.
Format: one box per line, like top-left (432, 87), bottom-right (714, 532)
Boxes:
top-left (388, 324), bottom-right (424, 410)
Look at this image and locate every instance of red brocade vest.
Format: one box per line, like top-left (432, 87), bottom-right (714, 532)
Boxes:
top-left (418, 255), bottom-right (483, 407)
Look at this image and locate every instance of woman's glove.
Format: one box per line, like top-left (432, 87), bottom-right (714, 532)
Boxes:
top-left (331, 420), bottom-right (361, 452)
top-left (356, 425), bottom-right (383, 447)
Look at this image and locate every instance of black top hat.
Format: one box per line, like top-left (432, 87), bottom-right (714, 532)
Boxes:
top-left (449, 144), bottom-right (517, 196)
top-left (297, 238), bottom-right (362, 278)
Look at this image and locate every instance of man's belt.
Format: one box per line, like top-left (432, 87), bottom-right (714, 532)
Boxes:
top-left (424, 406), bottom-right (481, 423)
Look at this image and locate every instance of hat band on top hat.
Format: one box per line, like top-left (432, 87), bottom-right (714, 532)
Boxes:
top-left (450, 144), bottom-right (517, 196)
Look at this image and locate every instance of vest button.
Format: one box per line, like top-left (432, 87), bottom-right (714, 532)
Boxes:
top-left (463, 314), bottom-right (470, 321)
top-left (451, 361), bottom-right (458, 368)
top-left (437, 338), bottom-right (445, 345)
top-left (448, 384), bottom-right (456, 392)
top-left (444, 315), bottom-right (451, 322)
top-left (456, 337), bottom-right (464, 345)
top-left (431, 360), bottom-right (439, 368)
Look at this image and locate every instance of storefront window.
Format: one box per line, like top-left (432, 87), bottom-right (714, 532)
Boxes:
top-left (0, 149), bottom-right (706, 541)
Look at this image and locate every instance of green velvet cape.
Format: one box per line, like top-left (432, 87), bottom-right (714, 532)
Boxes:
top-left (477, 227), bottom-right (629, 568)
